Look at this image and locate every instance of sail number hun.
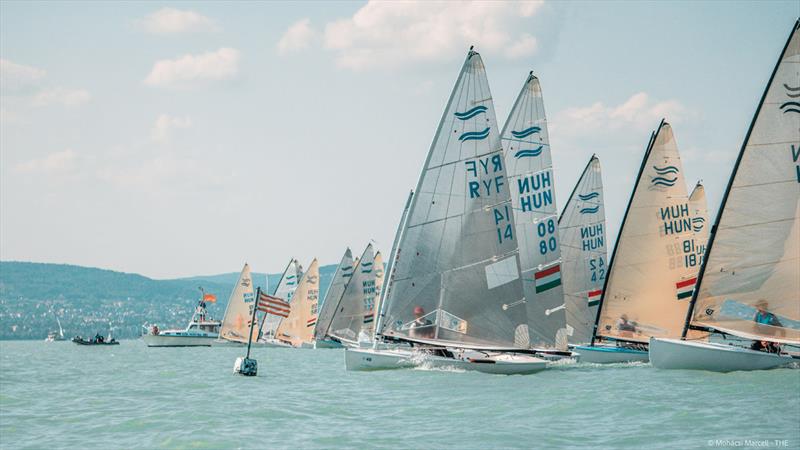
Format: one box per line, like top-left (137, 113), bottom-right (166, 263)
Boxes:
top-left (536, 218), bottom-right (558, 255)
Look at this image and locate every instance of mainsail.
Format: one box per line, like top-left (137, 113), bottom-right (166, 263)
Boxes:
top-left (219, 263), bottom-right (258, 343)
top-left (261, 258), bottom-right (302, 338)
top-left (371, 251), bottom-right (385, 327)
top-left (313, 248), bottom-right (354, 342)
top-left (685, 21), bottom-right (800, 345)
top-left (688, 181), bottom-right (710, 269)
top-left (328, 244), bottom-right (377, 344)
top-left (377, 49), bottom-right (529, 350)
top-left (275, 259), bottom-right (320, 347)
top-left (559, 155), bottom-right (607, 344)
top-left (595, 121), bottom-right (698, 344)
top-left (500, 72), bottom-right (565, 347)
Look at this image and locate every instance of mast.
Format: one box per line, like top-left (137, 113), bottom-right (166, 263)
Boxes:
top-left (681, 19), bottom-right (800, 338)
top-left (590, 124), bottom-right (660, 345)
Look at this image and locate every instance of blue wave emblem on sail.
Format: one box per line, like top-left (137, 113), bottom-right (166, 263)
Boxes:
top-left (785, 83), bottom-right (800, 98)
top-left (651, 176), bottom-right (678, 187)
top-left (580, 206), bottom-right (600, 214)
top-left (514, 146), bottom-right (543, 159)
top-left (454, 105), bottom-right (488, 120)
top-left (692, 217), bottom-right (706, 232)
top-left (652, 165), bottom-right (679, 175)
top-left (780, 101), bottom-right (800, 114)
top-left (577, 192), bottom-right (599, 201)
top-left (510, 126), bottom-right (541, 139)
top-left (459, 127), bottom-right (490, 141)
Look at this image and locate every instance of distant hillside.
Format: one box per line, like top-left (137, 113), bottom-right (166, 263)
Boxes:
top-left (0, 261), bottom-right (340, 340)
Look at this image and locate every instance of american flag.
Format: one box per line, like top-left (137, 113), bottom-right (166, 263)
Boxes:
top-left (258, 292), bottom-right (291, 318)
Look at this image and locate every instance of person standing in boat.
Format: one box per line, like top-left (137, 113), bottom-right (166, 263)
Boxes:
top-left (751, 299), bottom-right (783, 353)
top-left (409, 306), bottom-right (434, 339)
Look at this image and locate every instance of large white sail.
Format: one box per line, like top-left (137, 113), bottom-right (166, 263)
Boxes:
top-left (501, 72), bottom-right (565, 347)
top-left (688, 181), bottom-right (710, 270)
top-left (595, 121), bottom-right (699, 344)
top-left (371, 251), bottom-right (385, 328)
top-left (313, 248), bottom-right (354, 342)
top-left (275, 259), bottom-right (320, 347)
top-left (329, 244), bottom-right (377, 344)
top-left (219, 263), bottom-right (258, 343)
top-left (261, 258), bottom-right (302, 338)
top-left (688, 21), bottom-right (800, 345)
top-left (377, 49), bottom-right (528, 350)
top-left (559, 155), bottom-right (607, 344)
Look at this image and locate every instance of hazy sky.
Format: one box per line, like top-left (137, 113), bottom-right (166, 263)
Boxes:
top-left (1, 1), bottom-right (796, 279)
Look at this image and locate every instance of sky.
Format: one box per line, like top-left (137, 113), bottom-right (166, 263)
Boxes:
top-left (0, 1), bottom-right (797, 279)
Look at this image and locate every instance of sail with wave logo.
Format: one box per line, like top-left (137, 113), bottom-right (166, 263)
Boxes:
top-left (500, 72), bottom-right (565, 348)
top-left (594, 121), bottom-right (700, 344)
top-left (375, 49), bottom-right (529, 350)
top-left (261, 258), bottom-right (303, 339)
top-left (328, 244), bottom-right (377, 345)
top-left (275, 259), bottom-right (319, 347)
top-left (219, 263), bottom-right (258, 343)
top-left (685, 181), bottom-right (710, 291)
top-left (313, 248), bottom-right (354, 343)
top-left (684, 21), bottom-right (799, 345)
top-left (559, 155), bottom-right (607, 344)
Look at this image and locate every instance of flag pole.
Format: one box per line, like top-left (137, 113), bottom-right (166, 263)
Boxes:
top-left (245, 286), bottom-right (260, 360)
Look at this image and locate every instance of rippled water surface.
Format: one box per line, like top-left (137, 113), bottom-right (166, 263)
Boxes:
top-left (1, 341), bottom-right (799, 449)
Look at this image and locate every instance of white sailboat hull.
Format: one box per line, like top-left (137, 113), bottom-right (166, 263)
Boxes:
top-left (649, 338), bottom-right (794, 372)
top-left (572, 344), bottom-right (649, 363)
top-left (142, 334), bottom-right (216, 347)
top-left (345, 347), bottom-right (548, 375)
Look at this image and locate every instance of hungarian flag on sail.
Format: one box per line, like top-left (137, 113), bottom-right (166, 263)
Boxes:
top-left (258, 292), bottom-right (291, 318)
top-left (306, 317), bottom-right (317, 328)
top-left (203, 293), bottom-right (217, 303)
top-left (587, 289), bottom-right (602, 307)
top-left (676, 277), bottom-right (697, 300)
top-left (363, 313), bottom-right (374, 324)
top-left (534, 265), bottom-right (562, 293)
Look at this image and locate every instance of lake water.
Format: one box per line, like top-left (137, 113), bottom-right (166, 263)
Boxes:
top-left (1, 340), bottom-right (798, 449)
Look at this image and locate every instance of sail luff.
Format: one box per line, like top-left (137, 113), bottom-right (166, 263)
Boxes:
top-left (683, 20), bottom-right (800, 343)
top-left (375, 190), bottom-right (414, 337)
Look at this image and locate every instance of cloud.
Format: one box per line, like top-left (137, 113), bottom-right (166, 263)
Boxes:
top-left (144, 48), bottom-right (240, 88)
top-left (151, 114), bottom-right (192, 142)
top-left (13, 149), bottom-right (78, 175)
top-left (322, 0), bottom-right (546, 70)
top-left (96, 154), bottom-right (225, 194)
top-left (277, 18), bottom-right (316, 55)
top-left (139, 8), bottom-right (219, 34)
top-left (0, 59), bottom-right (46, 93)
top-left (32, 87), bottom-right (91, 107)
top-left (550, 92), bottom-right (691, 156)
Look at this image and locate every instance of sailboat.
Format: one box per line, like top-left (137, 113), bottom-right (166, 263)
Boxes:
top-left (214, 263), bottom-right (260, 346)
top-left (688, 181), bottom-right (709, 264)
top-left (324, 244), bottom-right (379, 347)
top-left (345, 48), bottom-right (548, 374)
top-left (257, 258), bottom-right (302, 347)
top-left (558, 155), bottom-right (608, 345)
top-left (650, 20), bottom-right (799, 371)
top-left (45, 310), bottom-right (65, 342)
top-left (274, 259), bottom-right (320, 348)
top-left (500, 71), bottom-right (571, 358)
top-left (313, 248), bottom-right (354, 348)
top-left (574, 120), bottom-right (700, 363)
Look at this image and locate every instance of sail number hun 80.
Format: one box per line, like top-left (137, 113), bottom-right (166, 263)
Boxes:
top-left (536, 218), bottom-right (557, 254)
